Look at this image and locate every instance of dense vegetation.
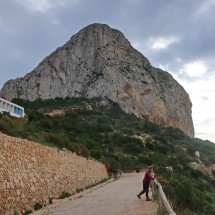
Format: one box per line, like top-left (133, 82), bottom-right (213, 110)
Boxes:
top-left (0, 97), bottom-right (215, 214)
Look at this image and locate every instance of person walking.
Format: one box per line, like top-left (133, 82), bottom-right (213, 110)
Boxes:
top-left (137, 166), bottom-right (154, 201)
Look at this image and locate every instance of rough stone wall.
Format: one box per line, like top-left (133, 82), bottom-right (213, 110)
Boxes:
top-left (0, 133), bottom-right (108, 215)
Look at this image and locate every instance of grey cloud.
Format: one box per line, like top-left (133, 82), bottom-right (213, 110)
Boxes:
top-left (1, 0), bottom-right (215, 88)
top-left (2, 0), bottom-right (215, 142)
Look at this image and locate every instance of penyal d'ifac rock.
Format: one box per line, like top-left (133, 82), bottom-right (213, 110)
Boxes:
top-left (0, 23), bottom-right (194, 137)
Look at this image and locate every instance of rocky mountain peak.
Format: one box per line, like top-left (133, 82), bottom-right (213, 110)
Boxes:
top-left (66, 23), bottom-right (131, 49)
top-left (0, 23), bottom-right (194, 137)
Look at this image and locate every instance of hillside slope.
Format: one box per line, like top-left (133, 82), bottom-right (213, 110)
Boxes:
top-left (0, 97), bottom-right (214, 214)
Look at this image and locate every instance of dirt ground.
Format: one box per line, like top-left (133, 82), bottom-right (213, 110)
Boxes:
top-left (36, 173), bottom-right (158, 215)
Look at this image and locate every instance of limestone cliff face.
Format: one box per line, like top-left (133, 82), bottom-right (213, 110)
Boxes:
top-left (0, 23), bottom-right (194, 137)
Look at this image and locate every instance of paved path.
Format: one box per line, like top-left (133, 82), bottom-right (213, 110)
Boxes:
top-left (47, 173), bottom-right (158, 215)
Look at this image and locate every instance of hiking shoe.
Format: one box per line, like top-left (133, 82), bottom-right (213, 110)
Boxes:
top-left (146, 198), bottom-right (152, 201)
top-left (137, 195), bottom-right (141, 199)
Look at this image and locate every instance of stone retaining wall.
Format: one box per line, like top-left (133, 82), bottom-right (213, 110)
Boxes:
top-left (0, 133), bottom-right (108, 214)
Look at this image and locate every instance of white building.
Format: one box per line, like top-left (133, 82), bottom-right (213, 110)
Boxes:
top-left (0, 98), bottom-right (25, 118)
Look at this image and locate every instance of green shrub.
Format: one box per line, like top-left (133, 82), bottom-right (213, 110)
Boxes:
top-left (167, 157), bottom-right (179, 167)
top-left (162, 174), bottom-right (215, 214)
top-left (39, 118), bottom-right (53, 130)
top-left (76, 188), bottom-right (84, 193)
top-left (138, 156), bottom-right (152, 165)
top-left (27, 110), bottom-right (44, 121)
top-left (157, 145), bottom-right (168, 154)
top-left (123, 142), bottom-right (143, 154)
top-left (154, 134), bottom-right (168, 144)
top-left (164, 127), bottom-right (187, 140)
top-left (144, 121), bottom-right (161, 134)
top-left (34, 202), bottom-right (42, 210)
top-left (24, 210), bottom-right (32, 214)
top-left (111, 133), bottom-right (126, 146)
top-left (190, 169), bottom-right (203, 179)
top-left (152, 151), bottom-right (168, 166)
top-left (59, 192), bottom-right (71, 199)
top-left (91, 148), bottom-right (103, 159)
top-left (45, 133), bottom-right (67, 148)
top-left (0, 119), bottom-right (14, 135)
top-left (49, 197), bottom-right (53, 204)
top-left (69, 143), bottom-right (90, 158)
top-left (14, 210), bottom-right (19, 215)
top-left (101, 156), bottom-right (119, 172)
top-left (145, 142), bottom-right (155, 150)
top-left (119, 156), bottom-right (133, 171)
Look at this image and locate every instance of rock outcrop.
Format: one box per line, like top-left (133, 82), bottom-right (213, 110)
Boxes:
top-left (0, 23), bottom-right (194, 137)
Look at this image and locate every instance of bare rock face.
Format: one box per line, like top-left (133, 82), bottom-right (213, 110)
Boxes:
top-left (0, 23), bottom-right (194, 137)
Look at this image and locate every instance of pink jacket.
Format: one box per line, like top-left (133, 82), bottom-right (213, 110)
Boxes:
top-left (143, 169), bottom-right (154, 183)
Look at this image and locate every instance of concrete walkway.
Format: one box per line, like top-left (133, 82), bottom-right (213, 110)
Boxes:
top-left (46, 173), bottom-right (158, 215)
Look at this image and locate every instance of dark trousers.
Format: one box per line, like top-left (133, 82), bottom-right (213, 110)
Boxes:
top-left (138, 181), bottom-right (150, 199)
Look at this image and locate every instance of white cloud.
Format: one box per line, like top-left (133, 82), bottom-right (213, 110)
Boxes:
top-left (176, 57), bottom-right (182, 63)
top-left (51, 20), bottom-right (60, 25)
top-left (181, 61), bottom-right (207, 78)
top-left (132, 41), bottom-right (141, 51)
top-left (16, 0), bottom-right (78, 14)
top-left (16, 0), bottom-right (52, 13)
top-left (170, 70), bottom-right (215, 143)
top-left (149, 36), bottom-right (180, 50)
top-left (156, 64), bottom-right (170, 72)
top-left (195, 132), bottom-right (215, 143)
top-left (132, 41), bottom-right (148, 55)
top-left (0, 17), bottom-right (3, 28)
top-left (152, 61), bottom-right (215, 143)
top-left (196, 0), bottom-right (215, 16)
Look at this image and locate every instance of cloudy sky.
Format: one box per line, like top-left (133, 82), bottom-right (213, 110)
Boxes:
top-left (1, 0), bottom-right (215, 143)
